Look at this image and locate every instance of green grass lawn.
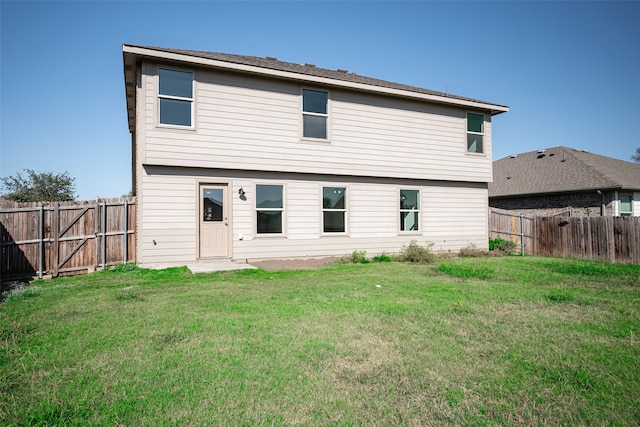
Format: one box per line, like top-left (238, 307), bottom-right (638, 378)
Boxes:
top-left (1, 256), bottom-right (639, 426)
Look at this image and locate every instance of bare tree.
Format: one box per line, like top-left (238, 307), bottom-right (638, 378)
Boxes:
top-left (632, 147), bottom-right (640, 163)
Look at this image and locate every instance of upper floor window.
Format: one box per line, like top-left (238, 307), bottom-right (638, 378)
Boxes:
top-left (400, 189), bottom-right (420, 231)
top-left (620, 194), bottom-right (633, 216)
top-left (323, 186), bottom-right (346, 233)
top-left (256, 184), bottom-right (284, 234)
top-left (467, 113), bottom-right (484, 153)
top-left (303, 89), bottom-right (328, 139)
top-left (158, 68), bottom-right (193, 127)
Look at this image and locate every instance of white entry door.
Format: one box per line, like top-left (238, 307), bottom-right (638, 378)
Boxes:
top-left (199, 185), bottom-right (230, 257)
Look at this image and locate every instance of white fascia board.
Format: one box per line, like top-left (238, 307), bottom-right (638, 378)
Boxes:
top-left (123, 45), bottom-right (509, 115)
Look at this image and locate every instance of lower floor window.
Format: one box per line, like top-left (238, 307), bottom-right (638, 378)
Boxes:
top-left (323, 186), bottom-right (346, 232)
top-left (256, 184), bottom-right (283, 233)
top-left (400, 189), bottom-right (420, 231)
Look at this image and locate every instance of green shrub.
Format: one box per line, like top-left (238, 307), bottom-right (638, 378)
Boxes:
top-left (395, 241), bottom-right (436, 264)
top-left (348, 250), bottom-right (369, 264)
top-left (372, 253), bottom-right (392, 263)
top-left (489, 238), bottom-right (517, 253)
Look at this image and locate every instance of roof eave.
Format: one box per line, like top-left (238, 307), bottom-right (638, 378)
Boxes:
top-left (489, 186), bottom-right (625, 199)
top-left (123, 49), bottom-right (138, 133)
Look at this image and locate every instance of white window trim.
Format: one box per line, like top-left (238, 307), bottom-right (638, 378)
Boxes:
top-left (157, 66), bottom-right (195, 130)
top-left (399, 188), bottom-right (421, 234)
top-left (255, 183), bottom-right (286, 237)
top-left (466, 112), bottom-right (485, 155)
top-left (619, 192), bottom-right (633, 217)
top-left (321, 184), bottom-right (348, 235)
top-left (301, 87), bottom-right (330, 142)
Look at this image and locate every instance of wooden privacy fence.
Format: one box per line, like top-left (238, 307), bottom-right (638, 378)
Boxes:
top-left (535, 216), bottom-right (640, 264)
top-left (490, 208), bottom-right (640, 264)
top-left (1, 197), bottom-right (135, 280)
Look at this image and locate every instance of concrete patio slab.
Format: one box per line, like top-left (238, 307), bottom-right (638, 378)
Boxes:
top-left (142, 259), bottom-right (256, 274)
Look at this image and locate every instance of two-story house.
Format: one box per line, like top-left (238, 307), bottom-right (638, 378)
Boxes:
top-left (122, 44), bottom-right (509, 265)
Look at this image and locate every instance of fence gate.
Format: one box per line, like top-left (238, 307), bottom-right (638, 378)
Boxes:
top-left (488, 208), bottom-right (534, 255)
top-left (1, 198), bottom-right (135, 281)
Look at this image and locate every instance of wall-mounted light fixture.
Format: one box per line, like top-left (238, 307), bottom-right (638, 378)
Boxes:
top-left (238, 187), bottom-right (245, 196)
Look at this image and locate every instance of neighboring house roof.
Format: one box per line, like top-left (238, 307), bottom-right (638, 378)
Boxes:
top-left (122, 44), bottom-right (508, 132)
top-left (489, 146), bottom-right (640, 198)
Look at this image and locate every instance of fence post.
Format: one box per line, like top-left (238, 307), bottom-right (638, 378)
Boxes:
top-left (102, 202), bottom-right (107, 267)
top-left (94, 199), bottom-right (100, 270)
top-left (52, 203), bottom-right (59, 277)
top-left (532, 215), bottom-right (536, 256)
top-left (520, 213), bottom-right (525, 256)
top-left (123, 199), bottom-right (128, 264)
top-left (607, 217), bottom-right (616, 263)
top-left (38, 204), bottom-right (44, 278)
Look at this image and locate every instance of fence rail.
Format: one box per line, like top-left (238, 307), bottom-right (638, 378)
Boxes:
top-left (1, 197), bottom-right (135, 281)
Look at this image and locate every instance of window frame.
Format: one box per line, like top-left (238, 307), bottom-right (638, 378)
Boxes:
top-left (321, 185), bottom-right (347, 234)
top-left (466, 112), bottom-right (485, 154)
top-left (399, 188), bottom-right (421, 233)
top-left (301, 88), bottom-right (330, 141)
top-left (157, 67), bottom-right (195, 129)
top-left (255, 183), bottom-right (285, 236)
top-left (619, 193), bottom-right (633, 216)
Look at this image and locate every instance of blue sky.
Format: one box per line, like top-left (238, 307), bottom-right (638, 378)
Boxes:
top-left (1, 1), bottom-right (639, 200)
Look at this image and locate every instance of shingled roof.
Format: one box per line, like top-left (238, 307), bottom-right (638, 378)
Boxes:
top-left (128, 44), bottom-right (507, 108)
top-left (489, 146), bottom-right (640, 198)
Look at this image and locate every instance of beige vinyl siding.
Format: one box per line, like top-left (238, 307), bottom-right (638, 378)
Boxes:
top-left (423, 183), bottom-right (489, 249)
top-left (348, 184), bottom-right (397, 238)
top-left (140, 62), bottom-right (493, 183)
top-left (285, 183), bottom-right (321, 239)
top-left (138, 171), bottom-right (198, 264)
top-left (137, 166), bottom-right (489, 264)
top-left (227, 179), bottom-right (256, 243)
